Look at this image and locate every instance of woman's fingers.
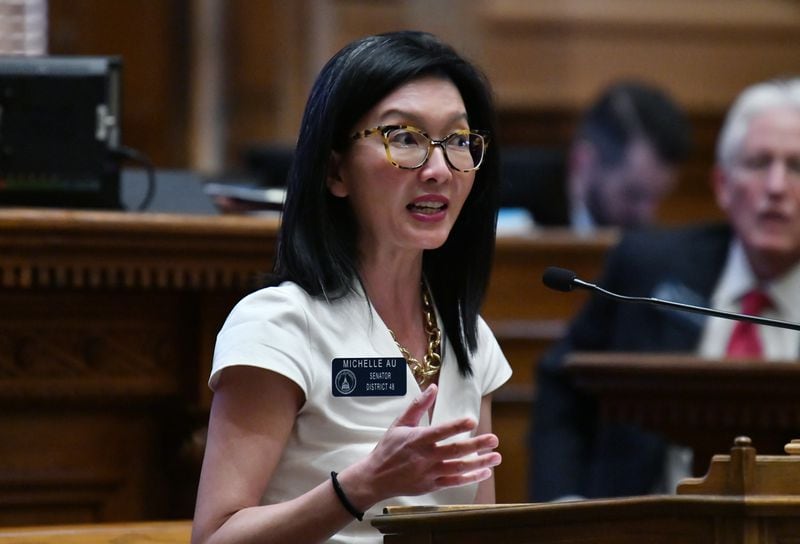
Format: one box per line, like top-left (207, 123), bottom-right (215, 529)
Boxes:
top-left (369, 386), bottom-right (503, 497)
top-left (392, 384), bottom-right (438, 428)
top-left (433, 433), bottom-right (499, 459)
top-left (435, 467), bottom-right (496, 489)
top-left (435, 451), bottom-right (502, 477)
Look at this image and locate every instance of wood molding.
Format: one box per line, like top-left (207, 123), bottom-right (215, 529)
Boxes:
top-left (0, 210), bottom-right (278, 290)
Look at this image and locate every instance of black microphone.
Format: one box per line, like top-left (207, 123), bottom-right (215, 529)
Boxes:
top-left (542, 266), bottom-right (800, 332)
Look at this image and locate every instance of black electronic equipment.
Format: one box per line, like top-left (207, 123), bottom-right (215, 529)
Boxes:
top-left (0, 55), bottom-right (123, 209)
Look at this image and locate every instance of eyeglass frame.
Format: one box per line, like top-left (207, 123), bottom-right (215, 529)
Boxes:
top-left (349, 124), bottom-right (490, 173)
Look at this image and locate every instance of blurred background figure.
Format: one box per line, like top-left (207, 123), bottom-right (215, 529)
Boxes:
top-left (500, 81), bottom-right (692, 232)
top-left (529, 77), bottom-right (800, 502)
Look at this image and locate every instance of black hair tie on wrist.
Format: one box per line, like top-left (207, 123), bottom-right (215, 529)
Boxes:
top-left (330, 471), bottom-right (364, 521)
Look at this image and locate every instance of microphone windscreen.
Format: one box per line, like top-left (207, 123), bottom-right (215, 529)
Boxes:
top-left (542, 267), bottom-right (577, 292)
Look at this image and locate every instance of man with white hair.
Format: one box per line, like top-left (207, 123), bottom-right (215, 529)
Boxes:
top-left (529, 77), bottom-right (800, 501)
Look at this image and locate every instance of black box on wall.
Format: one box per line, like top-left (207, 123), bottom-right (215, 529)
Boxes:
top-left (0, 55), bottom-right (122, 209)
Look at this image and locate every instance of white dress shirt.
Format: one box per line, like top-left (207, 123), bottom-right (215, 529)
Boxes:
top-left (698, 239), bottom-right (800, 361)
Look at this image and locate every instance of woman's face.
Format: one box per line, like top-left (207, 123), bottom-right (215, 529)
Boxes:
top-left (328, 76), bottom-right (476, 261)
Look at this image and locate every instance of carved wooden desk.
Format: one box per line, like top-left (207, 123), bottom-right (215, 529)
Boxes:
top-left (0, 209), bottom-right (613, 521)
top-left (566, 353), bottom-right (800, 474)
top-left (0, 209), bottom-right (278, 524)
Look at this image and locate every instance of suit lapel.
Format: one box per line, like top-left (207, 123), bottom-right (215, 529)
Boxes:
top-left (649, 225), bottom-right (732, 351)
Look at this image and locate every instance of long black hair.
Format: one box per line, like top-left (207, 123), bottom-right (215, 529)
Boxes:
top-left (273, 31), bottom-right (501, 376)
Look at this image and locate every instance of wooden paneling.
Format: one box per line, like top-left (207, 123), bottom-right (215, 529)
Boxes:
top-left (45, 0), bottom-right (800, 224)
top-left (568, 353), bottom-right (800, 474)
top-left (0, 210), bottom-right (612, 516)
top-left (47, 0), bottom-right (190, 168)
top-left (485, 229), bottom-right (616, 323)
top-left (477, 0), bottom-right (800, 112)
top-left (225, 2), bottom-right (307, 154)
top-left (486, 228), bottom-right (615, 503)
top-left (0, 210), bottom-right (277, 524)
top-left (21, 0), bottom-right (799, 515)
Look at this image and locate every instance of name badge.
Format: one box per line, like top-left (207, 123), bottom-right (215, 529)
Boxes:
top-left (331, 357), bottom-right (407, 397)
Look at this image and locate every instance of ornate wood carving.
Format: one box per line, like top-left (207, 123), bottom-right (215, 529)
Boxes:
top-left (0, 209), bottom-right (278, 290)
top-left (0, 209), bottom-right (282, 522)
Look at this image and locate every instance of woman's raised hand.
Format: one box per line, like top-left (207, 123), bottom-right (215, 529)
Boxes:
top-left (337, 384), bottom-right (501, 511)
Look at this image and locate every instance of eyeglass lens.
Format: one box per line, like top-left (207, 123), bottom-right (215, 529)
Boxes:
top-left (384, 128), bottom-right (485, 170)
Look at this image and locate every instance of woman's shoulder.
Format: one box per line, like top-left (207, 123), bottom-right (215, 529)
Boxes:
top-left (468, 314), bottom-right (513, 391)
top-left (472, 315), bottom-right (505, 359)
top-left (474, 314), bottom-right (495, 337)
top-left (227, 281), bottom-right (362, 325)
top-left (240, 281), bottom-right (313, 304)
top-left (226, 281), bottom-right (315, 324)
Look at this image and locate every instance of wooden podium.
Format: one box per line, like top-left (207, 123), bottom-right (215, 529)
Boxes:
top-left (373, 438), bottom-right (800, 543)
top-left (565, 352), bottom-right (800, 474)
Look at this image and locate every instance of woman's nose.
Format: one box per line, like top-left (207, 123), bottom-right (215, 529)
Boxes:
top-left (420, 145), bottom-right (453, 182)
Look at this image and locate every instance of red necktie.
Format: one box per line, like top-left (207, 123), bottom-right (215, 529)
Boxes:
top-left (725, 289), bottom-right (771, 358)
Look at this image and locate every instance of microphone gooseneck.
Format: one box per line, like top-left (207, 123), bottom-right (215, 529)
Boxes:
top-left (541, 267), bottom-right (800, 332)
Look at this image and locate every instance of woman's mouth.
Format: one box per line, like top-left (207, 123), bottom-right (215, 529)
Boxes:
top-left (407, 195), bottom-right (450, 222)
top-left (407, 200), bottom-right (447, 214)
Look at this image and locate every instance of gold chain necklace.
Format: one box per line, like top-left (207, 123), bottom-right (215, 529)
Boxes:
top-left (388, 284), bottom-right (442, 386)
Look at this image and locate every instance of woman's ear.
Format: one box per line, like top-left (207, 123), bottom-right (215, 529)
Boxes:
top-left (326, 151), bottom-right (349, 197)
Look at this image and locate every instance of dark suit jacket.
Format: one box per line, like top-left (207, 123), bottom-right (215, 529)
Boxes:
top-left (529, 223), bottom-right (733, 501)
top-left (500, 147), bottom-right (569, 226)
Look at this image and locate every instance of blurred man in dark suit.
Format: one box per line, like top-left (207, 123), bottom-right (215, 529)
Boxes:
top-left (501, 81), bottom-right (691, 231)
top-left (529, 77), bottom-right (800, 501)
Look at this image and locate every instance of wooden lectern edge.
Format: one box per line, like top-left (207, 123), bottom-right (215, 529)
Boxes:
top-left (373, 495), bottom-right (800, 532)
top-left (382, 503), bottom-right (530, 515)
top-left (377, 437), bottom-right (800, 529)
top-left (565, 352), bottom-right (800, 376)
top-left (676, 436), bottom-right (800, 496)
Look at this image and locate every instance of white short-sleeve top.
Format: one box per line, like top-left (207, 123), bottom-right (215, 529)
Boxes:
top-left (211, 281), bottom-right (512, 544)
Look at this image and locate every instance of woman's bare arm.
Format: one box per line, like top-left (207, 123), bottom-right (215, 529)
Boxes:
top-left (192, 368), bottom-right (501, 544)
